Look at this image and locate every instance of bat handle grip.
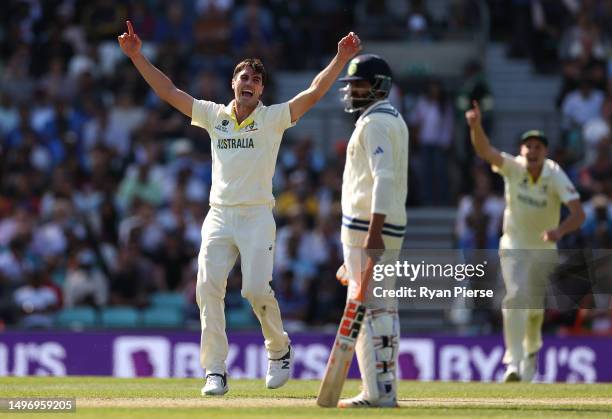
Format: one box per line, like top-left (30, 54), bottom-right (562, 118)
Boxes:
top-left (355, 256), bottom-right (375, 302)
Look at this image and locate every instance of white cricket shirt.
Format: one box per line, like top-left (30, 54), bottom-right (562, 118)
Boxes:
top-left (493, 152), bottom-right (580, 249)
top-left (191, 99), bottom-right (294, 206)
top-left (341, 100), bottom-right (409, 248)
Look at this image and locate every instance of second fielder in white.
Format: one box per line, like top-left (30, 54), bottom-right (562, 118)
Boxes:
top-left (336, 54), bottom-right (409, 407)
top-left (118, 20), bottom-right (362, 395)
top-left (465, 101), bottom-right (585, 382)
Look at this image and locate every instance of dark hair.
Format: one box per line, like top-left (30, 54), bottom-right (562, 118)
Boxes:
top-left (232, 58), bottom-right (266, 85)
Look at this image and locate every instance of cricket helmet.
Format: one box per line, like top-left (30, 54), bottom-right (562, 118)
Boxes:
top-left (339, 54), bottom-right (392, 113)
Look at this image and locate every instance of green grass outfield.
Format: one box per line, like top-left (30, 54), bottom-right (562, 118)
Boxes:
top-left (1, 377), bottom-right (611, 418)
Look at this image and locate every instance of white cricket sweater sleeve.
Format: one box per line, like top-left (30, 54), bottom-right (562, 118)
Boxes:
top-left (492, 152), bottom-right (523, 179)
top-left (362, 120), bottom-right (395, 215)
top-left (552, 164), bottom-right (580, 204)
top-left (191, 99), bottom-right (221, 132)
top-left (265, 102), bottom-right (295, 134)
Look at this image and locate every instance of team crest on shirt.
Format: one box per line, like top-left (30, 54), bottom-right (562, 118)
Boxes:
top-left (215, 121), bottom-right (229, 133)
top-left (243, 121), bottom-right (259, 133)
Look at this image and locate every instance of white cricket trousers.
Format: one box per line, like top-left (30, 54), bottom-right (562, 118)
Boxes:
top-left (196, 204), bottom-right (290, 375)
top-left (343, 244), bottom-right (399, 311)
top-left (500, 250), bottom-right (557, 366)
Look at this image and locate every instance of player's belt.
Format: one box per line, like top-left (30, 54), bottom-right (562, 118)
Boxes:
top-left (342, 214), bottom-right (405, 238)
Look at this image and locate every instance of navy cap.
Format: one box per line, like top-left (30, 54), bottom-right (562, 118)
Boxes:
top-left (339, 54), bottom-right (392, 85)
top-left (520, 130), bottom-right (548, 147)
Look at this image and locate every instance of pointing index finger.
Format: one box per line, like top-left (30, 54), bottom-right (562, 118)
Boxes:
top-left (127, 20), bottom-right (134, 35)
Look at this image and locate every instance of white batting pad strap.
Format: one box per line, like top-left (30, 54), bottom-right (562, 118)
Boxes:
top-left (355, 314), bottom-right (379, 400)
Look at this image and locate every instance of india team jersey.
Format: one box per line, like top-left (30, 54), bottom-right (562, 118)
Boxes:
top-left (341, 100), bottom-right (409, 248)
top-left (191, 99), bottom-right (294, 206)
top-left (493, 152), bottom-right (580, 249)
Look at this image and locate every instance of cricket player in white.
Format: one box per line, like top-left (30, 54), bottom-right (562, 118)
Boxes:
top-left (118, 21), bottom-right (362, 395)
top-left (465, 101), bottom-right (585, 382)
top-left (336, 54), bottom-right (408, 407)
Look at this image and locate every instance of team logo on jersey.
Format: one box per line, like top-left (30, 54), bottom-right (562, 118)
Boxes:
top-left (215, 122), bottom-right (229, 133)
top-left (243, 121), bottom-right (259, 133)
top-left (373, 146), bottom-right (384, 155)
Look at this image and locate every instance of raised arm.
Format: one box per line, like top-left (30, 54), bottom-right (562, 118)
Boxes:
top-left (465, 101), bottom-right (503, 168)
top-left (288, 32), bottom-right (362, 123)
top-left (118, 21), bottom-right (193, 117)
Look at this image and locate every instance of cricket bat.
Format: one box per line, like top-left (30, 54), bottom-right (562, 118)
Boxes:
top-left (316, 258), bottom-right (374, 407)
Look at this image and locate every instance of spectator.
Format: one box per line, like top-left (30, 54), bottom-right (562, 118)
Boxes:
top-left (117, 164), bottom-right (164, 212)
top-left (106, 92), bottom-right (146, 158)
top-left (153, 3), bottom-right (193, 45)
top-left (109, 241), bottom-right (163, 307)
top-left (155, 232), bottom-right (193, 291)
top-left (581, 194), bottom-right (612, 247)
top-left (231, 0), bottom-right (277, 64)
top-left (410, 79), bottom-right (454, 205)
top-left (561, 79), bottom-right (605, 131)
top-left (558, 10), bottom-right (608, 105)
top-left (276, 270), bottom-right (308, 330)
top-left (456, 168), bottom-right (504, 249)
top-left (528, 0), bottom-right (576, 73)
top-left (63, 249), bottom-right (108, 307)
top-left (456, 60), bottom-right (494, 194)
top-left (13, 265), bottom-right (60, 329)
top-left (406, 0), bottom-right (433, 42)
top-left (579, 142), bottom-right (612, 196)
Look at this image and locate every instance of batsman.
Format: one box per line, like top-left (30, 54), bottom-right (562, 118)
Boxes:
top-left (334, 54), bottom-right (409, 407)
top-left (465, 101), bottom-right (585, 382)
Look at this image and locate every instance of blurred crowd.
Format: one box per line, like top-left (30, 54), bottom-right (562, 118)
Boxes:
top-left (0, 0), bottom-right (610, 333)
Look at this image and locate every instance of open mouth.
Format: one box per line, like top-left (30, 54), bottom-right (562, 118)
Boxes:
top-left (241, 90), bottom-right (253, 98)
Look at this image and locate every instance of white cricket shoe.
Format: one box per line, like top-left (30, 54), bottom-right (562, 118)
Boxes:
top-left (201, 373), bottom-right (229, 396)
top-left (338, 392), bottom-right (398, 408)
top-left (266, 346), bottom-right (292, 389)
top-left (520, 352), bottom-right (538, 382)
top-left (503, 364), bottom-right (521, 382)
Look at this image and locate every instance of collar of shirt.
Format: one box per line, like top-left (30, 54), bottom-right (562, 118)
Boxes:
top-left (516, 156), bottom-right (553, 185)
top-left (223, 100), bottom-right (263, 130)
top-left (356, 99), bottom-right (391, 125)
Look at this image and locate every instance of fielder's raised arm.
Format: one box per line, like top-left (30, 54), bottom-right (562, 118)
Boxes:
top-left (118, 20), bottom-right (194, 117)
top-left (288, 32), bottom-right (362, 123)
top-left (465, 100), bottom-right (503, 168)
